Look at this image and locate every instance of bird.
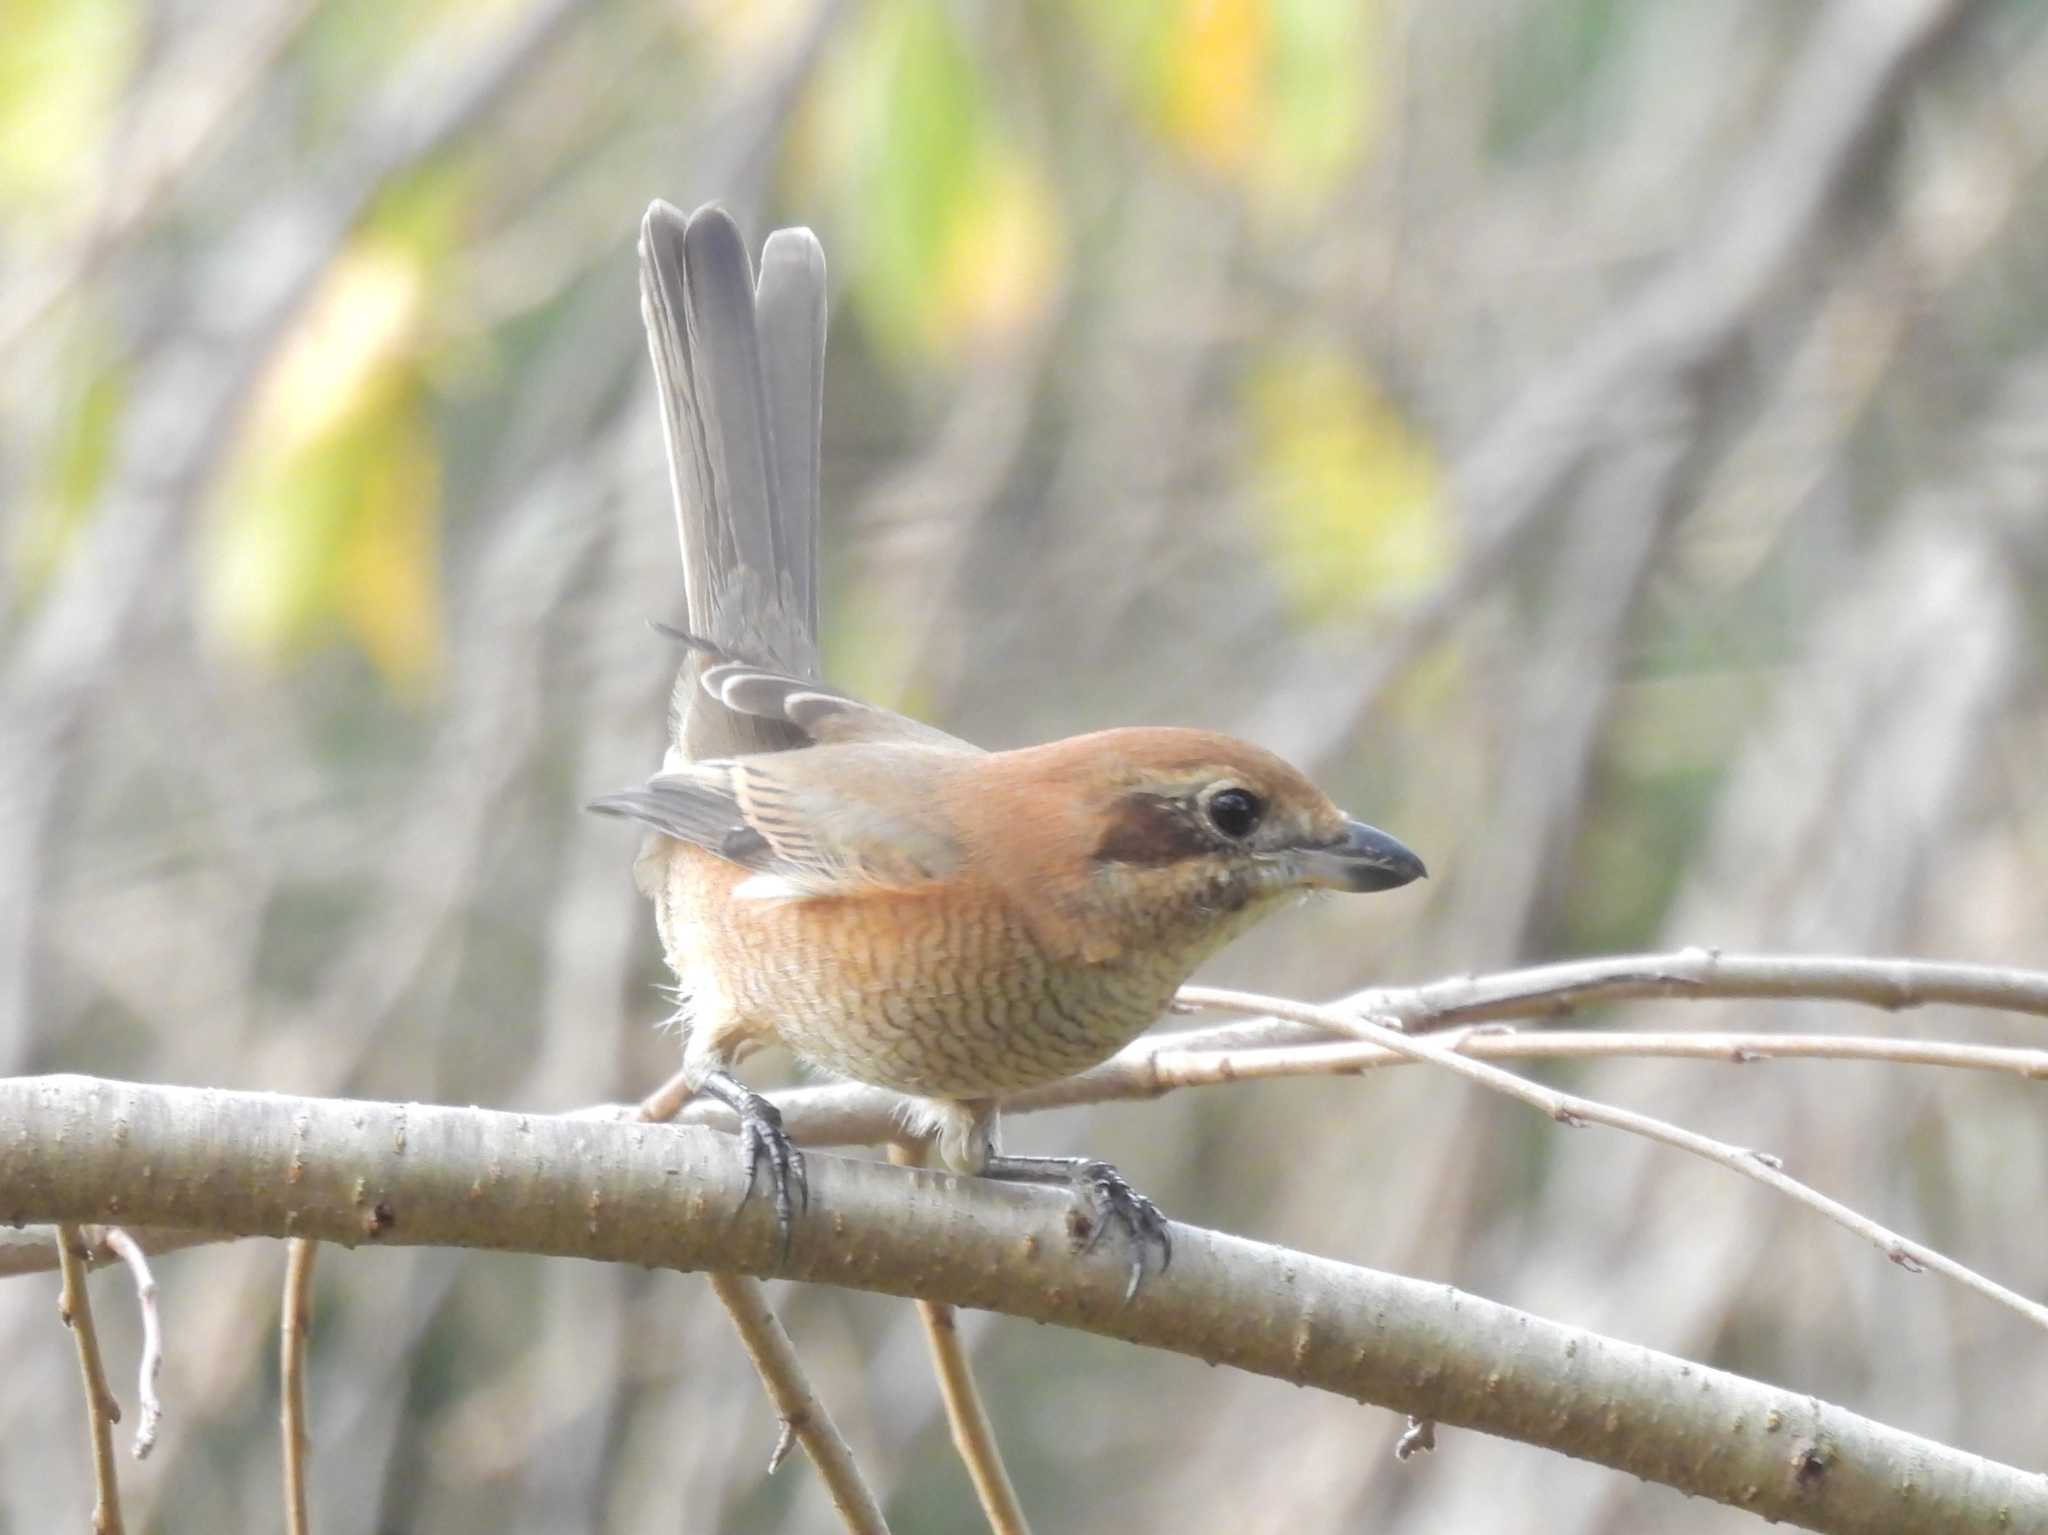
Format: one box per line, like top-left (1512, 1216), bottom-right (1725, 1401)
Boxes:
top-left (592, 201), bottom-right (1425, 1297)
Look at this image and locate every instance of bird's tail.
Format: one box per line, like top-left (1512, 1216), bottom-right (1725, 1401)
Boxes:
top-left (638, 200), bottom-right (826, 759)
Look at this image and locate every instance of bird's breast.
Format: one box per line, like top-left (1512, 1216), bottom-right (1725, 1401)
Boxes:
top-left (662, 851), bottom-right (1186, 1100)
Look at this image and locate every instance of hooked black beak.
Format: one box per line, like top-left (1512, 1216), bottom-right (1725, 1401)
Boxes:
top-left (1296, 819), bottom-right (1428, 893)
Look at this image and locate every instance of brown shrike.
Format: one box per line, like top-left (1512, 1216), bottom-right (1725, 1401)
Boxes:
top-left (593, 202), bottom-right (1424, 1295)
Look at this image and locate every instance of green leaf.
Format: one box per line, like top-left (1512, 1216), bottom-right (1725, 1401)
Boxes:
top-left (803, 0), bottom-right (1061, 365)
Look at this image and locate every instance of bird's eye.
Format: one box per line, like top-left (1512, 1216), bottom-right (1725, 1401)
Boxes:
top-left (1204, 786), bottom-right (1264, 840)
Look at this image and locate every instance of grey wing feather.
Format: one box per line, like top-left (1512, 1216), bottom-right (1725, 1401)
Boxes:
top-left (588, 779), bottom-right (771, 870)
top-left (592, 753), bottom-right (964, 897)
top-left (701, 660), bottom-right (979, 752)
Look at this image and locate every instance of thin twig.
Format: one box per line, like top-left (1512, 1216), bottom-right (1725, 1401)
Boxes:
top-left (634, 1099), bottom-right (889, 1533)
top-left (635, 1065), bottom-right (694, 1125)
top-left (1393, 1417), bottom-right (1437, 1460)
top-left (1143, 1029), bottom-right (2048, 1090)
top-left (705, 1272), bottom-right (892, 1535)
top-left (55, 1223), bottom-right (126, 1535)
top-left (1181, 986), bottom-right (2048, 1339)
top-left (97, 1230), bottom-right (163, 1459)
top-left (1342, 949), bottom-right (2048, 1031)
top-left (1156, 951), bottom-right (2048, 1060)
top-left (281, 1238), bottom-right (319, 1535)
top-left (888, 1142), bottom-right (1031, 1535)
top-left (652, 950), bottom-right (2048, 1151)
top-left (768, 1417), bottom-right (799, 1476)
top-left (0, 1225), bottom-right (223, 1283)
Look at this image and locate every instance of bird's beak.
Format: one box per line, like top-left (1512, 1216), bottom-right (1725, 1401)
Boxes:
top-left (1294, 819), bottom-right (1428, 893)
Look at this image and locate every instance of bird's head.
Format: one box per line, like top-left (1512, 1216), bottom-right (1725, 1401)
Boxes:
top-left (978, 727), bottom-right (1425, 967)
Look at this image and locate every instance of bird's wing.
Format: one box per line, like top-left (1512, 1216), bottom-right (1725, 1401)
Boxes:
top-left (697, 654), bottom-right (980, 753)
top-left (589, 745), bottom-right (969, 898)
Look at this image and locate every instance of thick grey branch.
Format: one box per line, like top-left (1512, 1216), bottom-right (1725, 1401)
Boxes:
top-left (4, 1075), bottom-right (2043, 1535)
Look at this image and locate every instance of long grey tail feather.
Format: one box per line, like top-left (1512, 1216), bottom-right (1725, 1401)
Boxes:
top-left (638, 200), bottom-right (827, 760)
top-left (756, 227), bottom-right (827, 657)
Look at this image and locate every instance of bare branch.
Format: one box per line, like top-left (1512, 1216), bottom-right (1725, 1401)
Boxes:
top-left (1143, 1030), bottom-right (2048, 1089)
top-left (6, 1075), bottom-right (2044, 1535)
top-left (661, 951), bottom-right (2048, 1149)
top-left (638, 1075), bottom-right (887, 1530)
top-left (1341, 950), bottom-right (2048, 1032)
top-left (705, 1272), bottom-right (891, 1535)
top-left (16, 949), bottom-right (2048, 1282)
top-left (636, 1066), bottom-right (695, 1126)
top-left (96, 1230), bottom-right (162, 1459)
top-left (889, 1142), bottom-right (1030, 1535)
top-left (1183, 987), bottom-right (2048, 1340)
top-left (55, 1223), bottom-right (126, 1535)
top-left (281, 1238), bottom-right (318, 1535)
top-left (34, 1025), bottom-right (2037, 1291)
top-left (0, 1225), bottom-right (228, 1281)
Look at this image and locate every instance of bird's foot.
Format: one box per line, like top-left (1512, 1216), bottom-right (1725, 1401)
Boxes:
top-left (1071, 1161), bottom-right (1173, 1294)
top-left (699, 1071), bottom-right (807, 1263)
top-left (737, 1095), bottom-right (808, 1234)
top-left (981, 1153), bottom-right (1171, 1303)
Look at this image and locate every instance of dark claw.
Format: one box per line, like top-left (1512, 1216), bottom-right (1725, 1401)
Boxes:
top-left (733, 1093), bottom-right (806, 1264)
top-left (977, 1150), bottom-right (1172, 1300)
top-left (1073, 1160), bottom-right (1172, 1302)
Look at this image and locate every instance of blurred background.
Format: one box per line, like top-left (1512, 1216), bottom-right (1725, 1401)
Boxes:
top-left (4, 0), bottom-right (2047, 1529)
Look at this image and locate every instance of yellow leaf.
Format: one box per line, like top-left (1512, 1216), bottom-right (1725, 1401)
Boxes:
top-left (334, 414), bottom-right (444, 697)
top-left (796, 0), bottom-right (1062, 366)
top-left (931, 155), bottom-right (1060, 350)
top-left (1245, 346), bottom-right (1448, 621)
top-left (207, 433), bottom-right (352, 664)
top-left (1163, 0), bottom-right (1265, 177)
top-left (207, 233), bottom-right (444, 693)
top-left (256, 242), bottom-right (428, 451)
top-left (1077, 0), bottom-right (1384, 215)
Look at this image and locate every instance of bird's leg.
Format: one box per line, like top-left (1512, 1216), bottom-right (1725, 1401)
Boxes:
top-left (979, 1153), bottom-right (1172, 1302)
top-left (696, 1069), bottom-right (807, 1262)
